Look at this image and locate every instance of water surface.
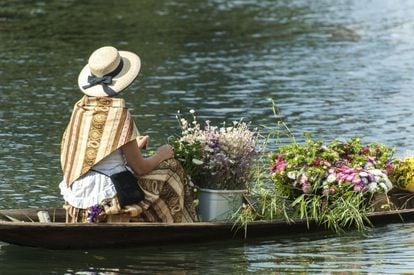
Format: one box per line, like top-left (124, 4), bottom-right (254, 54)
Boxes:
top-left (1, 0), bottom-right (414, 273)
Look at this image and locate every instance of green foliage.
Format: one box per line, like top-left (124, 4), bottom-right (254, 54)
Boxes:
top-left (171, 139), bottom-right (204, 182)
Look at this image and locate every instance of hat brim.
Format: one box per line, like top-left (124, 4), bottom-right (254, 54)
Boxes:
top-left (78, 51), bottom-right (141, 97)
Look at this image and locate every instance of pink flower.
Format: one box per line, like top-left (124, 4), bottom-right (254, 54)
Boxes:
top-left (313, 158), bottom-right (321, 166)
top-left (361, 147), bottom-right (370, 154)
top-left (302, 182), bottom-right (312, 193)
top-left (323, 161), bottom-right (331, 168)
top-left (353, 182), bottom-right (367, 193)
top-left (300, 173), bottom-right (308, 184)
top-left (271, 155), bottom-right (286, 173)
top-left (367, 156), bottom-right (376, 164)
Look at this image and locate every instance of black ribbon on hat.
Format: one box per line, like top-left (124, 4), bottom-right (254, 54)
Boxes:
top-left (82, 59), bottom-right (124, 96)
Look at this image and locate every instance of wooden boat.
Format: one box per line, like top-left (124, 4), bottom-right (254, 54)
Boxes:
top-left (0, 189), bottom-right (413, 250)
top-left (1, 207), bottom-right (414, 250)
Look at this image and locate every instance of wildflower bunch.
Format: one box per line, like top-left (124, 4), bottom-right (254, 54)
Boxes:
top-left (269, 136), bottom-right (396, 232)
top-left (271, 137), bottom-right (395, 197)
top-left (171, 110), bottom-right (257, 190)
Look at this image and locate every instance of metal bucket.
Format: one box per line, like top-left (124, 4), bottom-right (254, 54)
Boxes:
top-left (197, 187), bottom-right (246, 221)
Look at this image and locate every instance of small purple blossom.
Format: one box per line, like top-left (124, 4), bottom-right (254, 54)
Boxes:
top-left (385, 159), bottom-right (394, 175)
top-left (353, 182), bottom-right (367, 193)
top-left (334, 160), bottom-right (346, 167)
top-left (209, 138), bottom-right (220, 149)
top-left (87, 204), bottom-right (104, 223)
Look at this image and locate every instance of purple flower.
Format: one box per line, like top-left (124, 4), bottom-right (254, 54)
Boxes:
top-left (209, 138), bottom-right (220, 149)
top-left (353, 182), bottom-right (367, 193)
top-left (385, 159), bottom-right (394, 175)
top-left (87, 204), bottom-right (104, 223)
top-left (334, 160), bottom-right (346, 167)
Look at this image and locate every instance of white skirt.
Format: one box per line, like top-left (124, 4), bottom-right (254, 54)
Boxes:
top-left (59, 171), bottom-right (117, 209)
top-left (59, 149), bottom-right (127, 209)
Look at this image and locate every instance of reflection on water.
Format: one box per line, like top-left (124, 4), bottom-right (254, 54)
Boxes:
top-left (0, 223), bottom-right (413, 273)
top-left (1, 0), bottom-right (414, 273)
top-left (246, 224), bottom-right (414, 273)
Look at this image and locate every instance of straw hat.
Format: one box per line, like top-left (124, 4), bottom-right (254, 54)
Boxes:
top-left (78, 46), bottom-right (141, 97)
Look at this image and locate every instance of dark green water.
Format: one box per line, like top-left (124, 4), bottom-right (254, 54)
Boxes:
top-left (1, 0), bottom-right (414, 273)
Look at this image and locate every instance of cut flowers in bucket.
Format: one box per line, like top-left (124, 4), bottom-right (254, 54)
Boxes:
top-left (170, 110), bottom-right (258, 190)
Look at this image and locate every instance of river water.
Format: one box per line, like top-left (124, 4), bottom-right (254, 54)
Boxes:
top-left (1, 0), bottom-right (414, 273)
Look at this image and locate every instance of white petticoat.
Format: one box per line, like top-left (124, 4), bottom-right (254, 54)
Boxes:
top-left (59, 149), bottom-right (127, 209)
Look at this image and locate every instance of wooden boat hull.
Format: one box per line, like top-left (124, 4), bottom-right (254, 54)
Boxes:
top-left (1, 208), bottom-right (414, 249)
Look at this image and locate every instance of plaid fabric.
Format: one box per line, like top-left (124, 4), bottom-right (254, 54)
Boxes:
top-left (61, 96), bottom-right (139, 186)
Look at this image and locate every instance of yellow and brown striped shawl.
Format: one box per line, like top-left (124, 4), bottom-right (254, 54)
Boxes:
top-left (61, 96), bottom-right (139, 187)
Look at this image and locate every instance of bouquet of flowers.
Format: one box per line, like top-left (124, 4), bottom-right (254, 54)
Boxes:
top-left (269, 136), bottom-right (396, 232)
top-left (171, 110), bottom-right (257, 190)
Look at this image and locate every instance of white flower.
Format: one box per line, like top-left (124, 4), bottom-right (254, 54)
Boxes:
top-left (189, 109), bottom-right (195, 114)
top-left (383, 177), bottom-right (393, 191)
top-left (359, 172), bottom-right (368, 178)
top-left (379, 182), bottom-right (388, 192)
top-left (287, 171), bottom-right (297, 179)
top-left (327, 174), bottom-right (336, 183)
top-left (368, 182), bottom-right (378, 193)
top-left (371, 169), bottom-right (383, 176)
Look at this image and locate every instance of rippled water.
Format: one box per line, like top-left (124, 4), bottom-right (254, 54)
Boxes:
top-left (1, 0), bottom-right (414, 273)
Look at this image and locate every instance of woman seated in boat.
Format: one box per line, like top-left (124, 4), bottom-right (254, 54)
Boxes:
top-left (59, 46), bottom-right (197, 223)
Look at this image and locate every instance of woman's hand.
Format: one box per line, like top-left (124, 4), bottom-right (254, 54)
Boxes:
top-left (137, 135), bottom-right (150, 149)
top-left (122, 141), bottom-right (174, 176)
top-left (156, 144), bottom-right (174, 161)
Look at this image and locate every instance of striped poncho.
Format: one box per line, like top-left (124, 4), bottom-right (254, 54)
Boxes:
top-left (61, 96), bottom-right (139, 187)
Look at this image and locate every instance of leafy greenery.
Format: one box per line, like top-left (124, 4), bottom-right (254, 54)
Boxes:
top-left (171, 139), bottom-right (204, 182)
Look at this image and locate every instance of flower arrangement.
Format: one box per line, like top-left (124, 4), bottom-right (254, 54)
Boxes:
top-left (171, 110), bottom-right (258, 190)
top-left (268, 136), bottom-right (396, 232)
top-left (389, 157), bottom-right (414, 192)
